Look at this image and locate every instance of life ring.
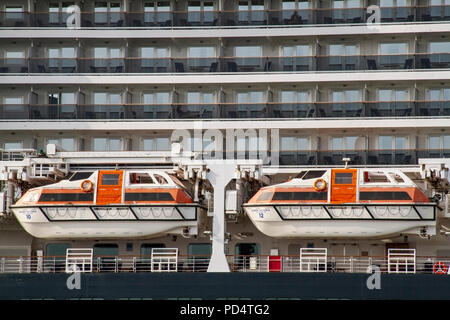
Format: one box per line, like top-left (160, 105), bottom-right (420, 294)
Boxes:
top-left (80, 180), bottom-right (93, 192)
top-left (433, 261), bottom-right (448, 275)
top-left (313, 179), bottom-right (327, 191)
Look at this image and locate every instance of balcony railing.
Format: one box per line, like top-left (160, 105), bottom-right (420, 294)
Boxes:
top-left (0, 6), bottom-right (449, 28)
top-left (278, 149), bottom-right (449, 166)
top-left (1, 101), bottom-right (448, 120)
top-left (1, 54), bottom-right (449, 74)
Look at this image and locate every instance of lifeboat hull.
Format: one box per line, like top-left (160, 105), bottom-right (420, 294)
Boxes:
top-left (244, 203), bottom-right (437, 238)
top-left (11, 204), bottom-right (203, 239)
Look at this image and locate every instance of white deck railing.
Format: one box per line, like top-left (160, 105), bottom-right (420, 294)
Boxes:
top-left (0, 254), bottom-right (449, 275)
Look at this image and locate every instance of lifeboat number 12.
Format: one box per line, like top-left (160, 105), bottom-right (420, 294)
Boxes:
top-left (253, 208), bottom-right (270, 219)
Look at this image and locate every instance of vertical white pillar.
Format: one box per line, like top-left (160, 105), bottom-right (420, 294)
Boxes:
top-left (206, 162), bottom-right (234, 272)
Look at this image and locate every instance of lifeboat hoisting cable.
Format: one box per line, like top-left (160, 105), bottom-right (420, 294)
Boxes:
top-left (313, 179), bottom-right (327, 191)
top-left (80, 180), bottom-right (94, 192)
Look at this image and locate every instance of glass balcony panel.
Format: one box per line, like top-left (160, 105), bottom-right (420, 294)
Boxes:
top-left (175, 104), bottom-right (213, 119)
top-left (0, 104), bottom-right (29, 119)
top-left (430, 53), bottom-right (450, 68)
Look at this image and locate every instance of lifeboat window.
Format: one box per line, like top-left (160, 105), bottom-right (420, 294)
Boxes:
top-left (124, 192), bottom-right (174, 201)
top-left (39, 193), bottom-right (94, 202)
top-left (69, 172), bottom-right (93, 181)
top-left (257, 191), bottom-right (273, 201)
top-left (301, 170), bottom-right (326, 180)
top-left (334, 172), bottom-right (353, 184)
top-left (154, 174), bottom-right (169, 184)
top-left (272, 192), bottom-right (327, 201)
top-left (101, 174), bottom-right (120, 185)
top-left (359, 191), bottom-right (411, 200)
top-left (295, 171), bottom-right (308, 179)
top-left (391, 174), bottom-right (405, 183)
top-left (363, 172), bottom-right (389, 183)
top-left (129, 172), bottom-right (154, 184)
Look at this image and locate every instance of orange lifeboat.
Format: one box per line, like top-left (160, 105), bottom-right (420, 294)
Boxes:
top-left (243, 168), bottom-right (437, 238)
top-left (11, 170), bottom-right (204, 239)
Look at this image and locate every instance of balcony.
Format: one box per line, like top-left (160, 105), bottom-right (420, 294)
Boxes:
top-left (1, 53), bottom-right (449, 74)
top-left (2, 101), bottom-right (449, 120)
top-left (0, 5), bottom-right (449, 28)
top-left (278, 149), bottom-right (447, 166)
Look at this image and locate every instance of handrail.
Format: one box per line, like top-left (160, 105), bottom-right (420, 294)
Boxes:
top-left (2, 53), bottom-right (449, 60)
top-left (0, 5), bottom-right (447, 14)
top-left (1, 100), bottom-right (449, 107)
top-left (0, 253), bottom-right (449, 275)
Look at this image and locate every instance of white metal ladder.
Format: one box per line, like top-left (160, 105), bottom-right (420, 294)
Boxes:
top-left (65, 248), bottom-right (93, 273)
top-left (151, 248), bottom-right (178, 272)
top-left (300, 248), bottom-right (327, 272)
top-left (388, 248), bottom-right (416, 274)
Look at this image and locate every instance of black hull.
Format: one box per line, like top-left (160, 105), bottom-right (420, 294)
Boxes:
top-left (1, 272), bottom-right (450, 300)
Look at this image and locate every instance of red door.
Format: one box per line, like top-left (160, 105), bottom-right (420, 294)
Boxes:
top-left (96, 170), bottom-right (123, 205)
top-left (330, 169), bottom-right (357, 203)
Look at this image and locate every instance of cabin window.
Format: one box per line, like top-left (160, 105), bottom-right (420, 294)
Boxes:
top-left (93, 243), bottom-right (119, 257)
top-left (4, 96), bottom-right (24, 112)
top-left (46, 137), bottom-right (76, 151)
top-left (334, 172), bottom-right (353, 184)
top-left (235, 243), bottom-right (260, 256)
top-left (188, 243), bottom-right (211, 270)
top-left (129, 172), bottom-right (153, 184)
top-left (5, 6), bottom-right (23, 20)
top-left (101, 174), bottom-right (120, 185)
top-left (45, 243), bottom-right (70, 271)
top-left (3, 141), bottom-right (23, 150)
top-left (140, 243), bottom-right (165, 256)
top-left (188, 243), bottom-right (212, 257)
top-left (45, 243), bottom-right (70, 257)
top-left (69, 172), bottom-right (93, 181)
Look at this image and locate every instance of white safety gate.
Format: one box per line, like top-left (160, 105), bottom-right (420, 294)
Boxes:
top-left (300, 248), bottom-right (327, 272)
top-left (388, 248), bottom-right (416, 274)
top-left (65, 248), bottom-right (93, 273)
top-left (151, 248), bottom-right (178, 272)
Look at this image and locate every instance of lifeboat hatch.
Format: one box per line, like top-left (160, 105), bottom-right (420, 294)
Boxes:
top-left (330, 169), bottom-right (357, 203)
top-left (96, 170), bottom-right (123, 205)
